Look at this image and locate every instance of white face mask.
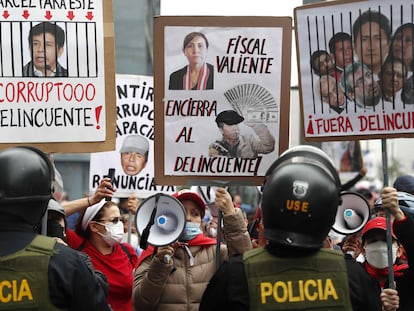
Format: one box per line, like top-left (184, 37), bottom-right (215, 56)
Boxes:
top-left (364, 241), bottom-right (398, 269)
top-left (96, 221), bottom-right (124, 246)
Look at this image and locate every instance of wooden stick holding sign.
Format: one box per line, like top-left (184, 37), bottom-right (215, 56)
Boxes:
top-left (381, 139), bottom-right (394, 289)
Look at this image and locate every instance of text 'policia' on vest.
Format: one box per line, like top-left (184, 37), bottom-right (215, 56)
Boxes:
top-left (244, 247), bottom-right (350, 310)
top-left (0, 235), bottom-right (60, 310)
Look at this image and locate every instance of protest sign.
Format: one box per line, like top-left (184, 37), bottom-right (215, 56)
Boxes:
top-left (0, 0), bottom-right (116, 153)
top-left (295, 0), bottom-right (414, 141)
top-left (90, 74), bottom-right (176, 198)
top-left (153, 16), bottom-right (292, 185)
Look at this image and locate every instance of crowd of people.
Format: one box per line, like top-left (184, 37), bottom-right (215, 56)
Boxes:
top-left (313, 10), bottom-right (414, 113)
top-left (1, 145), bottom-right (414, 310)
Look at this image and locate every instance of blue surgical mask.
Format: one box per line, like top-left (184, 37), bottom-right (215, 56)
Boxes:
top-left (180, 222), bottom-right (202, 241)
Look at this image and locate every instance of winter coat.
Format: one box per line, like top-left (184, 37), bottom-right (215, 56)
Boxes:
top-left (133, 208), bottom-right (252, 311)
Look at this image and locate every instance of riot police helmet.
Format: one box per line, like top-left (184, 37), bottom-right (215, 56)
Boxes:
top-left (0, 146), bottom-right (54, 227)
top-left (261, 145), bottom-right (341, 250)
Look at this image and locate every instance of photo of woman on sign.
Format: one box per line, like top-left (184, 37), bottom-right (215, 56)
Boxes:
top-left (168, 31), bottom-right (214, 90)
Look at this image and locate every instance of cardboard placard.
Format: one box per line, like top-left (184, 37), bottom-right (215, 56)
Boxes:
top-left (153, 16), bottom-right (292, 186)
top-left (0, 0), bottom-right (116, 153)
top-left (295, 0), bottom-right (414, 142)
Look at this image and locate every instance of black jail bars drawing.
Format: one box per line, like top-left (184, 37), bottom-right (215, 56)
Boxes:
top-left (0, 21), bottom-right (99, 78)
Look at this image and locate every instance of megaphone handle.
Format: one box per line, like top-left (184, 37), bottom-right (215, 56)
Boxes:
top-left (140, 227), bottom-right (150, 249)
top-left (139, 194), bottom-right (160, 249)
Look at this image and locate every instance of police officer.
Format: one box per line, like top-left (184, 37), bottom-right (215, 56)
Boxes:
top-left (200, 145), bottom-right (384, 310)
top-left (0, 146), bottom-right (110, 310)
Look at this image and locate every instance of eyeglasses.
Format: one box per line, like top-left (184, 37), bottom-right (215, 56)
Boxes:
top-left (97, 217), bottom-right (121, 225)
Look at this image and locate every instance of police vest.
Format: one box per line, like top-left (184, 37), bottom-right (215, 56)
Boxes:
top-left (243, 247), bottom-right (352, 310)
top-left (0, 235), bottom-right (65, 310)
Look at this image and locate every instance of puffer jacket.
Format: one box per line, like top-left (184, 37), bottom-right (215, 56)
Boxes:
top-left (133, 208), bottom-right (252, 311)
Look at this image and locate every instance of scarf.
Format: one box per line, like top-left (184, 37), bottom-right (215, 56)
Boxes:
top-left (183, 63), bottom-right (209, 90)
top-left (364, 261), bottom-right (409, 288)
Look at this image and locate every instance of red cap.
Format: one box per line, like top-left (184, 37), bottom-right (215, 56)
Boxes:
top-left (172, 190), bottom-right (206, 218)
top-left (362, 217), bottom-right (397, 240)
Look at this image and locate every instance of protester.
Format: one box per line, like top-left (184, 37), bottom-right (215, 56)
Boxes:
top-left (358, 187), bottom-right (414, 310)
top-left (0, 146), bottom-right (110, 310)
top-left (132, 188), bottom-right (252, 310)
top-left (42, 198), bottom-right (111, 297)
top-left (66, 199), bottom-right (138, 311)
top-left (200, 145), bottom-right (392, 310)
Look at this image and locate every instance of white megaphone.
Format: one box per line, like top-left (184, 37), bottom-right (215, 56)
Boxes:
top-left (332, 191), bottom-right (371, 235)
top-left (343, 208), bottom-right (362, 229)
top-left (135, 193), bottom-right (186, 249)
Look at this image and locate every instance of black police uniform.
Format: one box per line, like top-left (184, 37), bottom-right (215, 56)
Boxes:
top-left (200, 246), bottom-right (382, 311)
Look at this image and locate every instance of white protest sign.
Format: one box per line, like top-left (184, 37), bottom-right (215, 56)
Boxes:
top-left (90, 74), bottom-right (176, 198)
top-left (295, 0), bottom-right (414, 141)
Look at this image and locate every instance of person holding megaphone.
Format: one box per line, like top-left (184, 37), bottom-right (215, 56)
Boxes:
top-left (132, 188), bottom-right (252, 311)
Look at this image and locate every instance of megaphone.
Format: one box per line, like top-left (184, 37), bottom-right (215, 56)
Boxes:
top-left (190, 185), bottom-right (219, 217)
top-left (135, 193), bottom-right (186, 249)
top-left (332, 191), bottom-right (371, 235)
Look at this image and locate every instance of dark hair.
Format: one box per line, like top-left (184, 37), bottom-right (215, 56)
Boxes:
top-left (182, 32), bottom-right (209, 51)
top-left (310, 50), bottom-right (330, 75)
top-left (352, 10), bottom-right (391, 44)
top-left (379, 55), bottom-right (407, 78)
top-left (328, 32), bottom-right (352, 53)
top-left (28, 22), bottom-right (65, 49)
top-left (390, 23), bottom-right (414, 71)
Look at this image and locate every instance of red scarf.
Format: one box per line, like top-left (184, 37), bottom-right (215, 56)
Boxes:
top-left (137, 233), bottom-right (216, 267)
top-left (183, 63), bottom-right (209, 90)
top-left (364, 261), bottom-right (409, 288)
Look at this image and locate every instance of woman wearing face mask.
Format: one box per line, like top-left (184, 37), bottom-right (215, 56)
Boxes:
top-left (133, 188), bottom-right (252, 311)
top-left (66, 200), bottom-right (138, 311)
top-left (358, 187), bottom-right (414, 311)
